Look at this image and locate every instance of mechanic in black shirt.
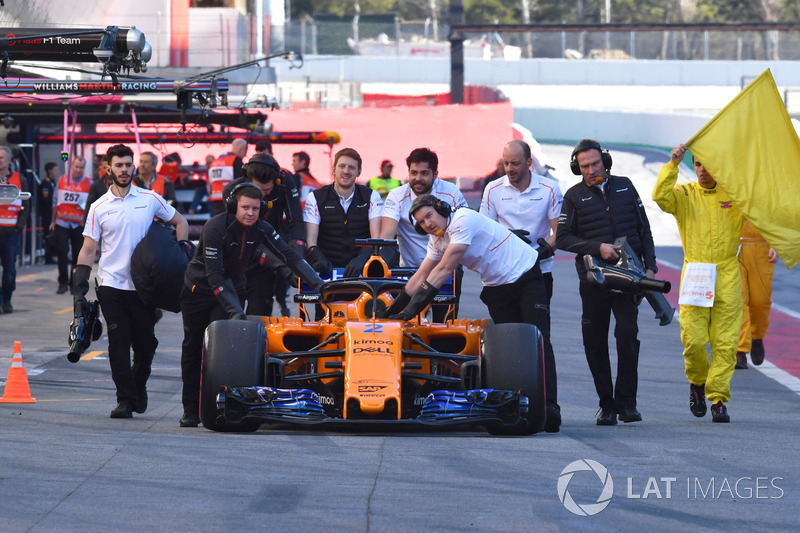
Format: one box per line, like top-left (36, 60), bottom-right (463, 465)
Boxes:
top-left (556, 139), bottom-right (657, 427)
top-left (221, 153), bottom-right (305, 316)
top-left (178, 183), bottom-right (323, 428)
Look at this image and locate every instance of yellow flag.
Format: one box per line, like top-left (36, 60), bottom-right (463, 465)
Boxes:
top-left (687, 69), bottom-right (800, 269)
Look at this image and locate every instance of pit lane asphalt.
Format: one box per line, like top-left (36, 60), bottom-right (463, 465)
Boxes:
top-left (1, 245), bottom-right (798, 532)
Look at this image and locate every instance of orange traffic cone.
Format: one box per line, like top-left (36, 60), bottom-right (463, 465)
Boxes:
top-left (0, 341), bottom-right (36, 404)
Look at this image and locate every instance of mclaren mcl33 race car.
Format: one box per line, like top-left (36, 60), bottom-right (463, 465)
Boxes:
top-left (200, 240), bottom-right (546, 435)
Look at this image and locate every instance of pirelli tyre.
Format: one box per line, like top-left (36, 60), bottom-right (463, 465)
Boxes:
top-left (480, 323), bottom-right (547, 435)
top-left (201, 319), bottom-right (267, 432)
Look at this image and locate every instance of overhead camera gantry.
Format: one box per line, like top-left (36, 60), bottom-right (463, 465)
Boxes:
top-left (0, 25), bottom-right (311, 138)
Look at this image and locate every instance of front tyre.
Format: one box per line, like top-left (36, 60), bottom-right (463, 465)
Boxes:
top-left (480, 323), bottom-right (546, 435)
top-left (201, 320), bottom-right (267, 432)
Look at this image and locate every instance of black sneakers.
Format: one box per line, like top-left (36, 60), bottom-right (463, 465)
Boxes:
top-left (110, 401), bottom-right (135, 419)
top-left (544, 404), bottom-right (561, 433)
top-left (735, 351), bottom-right (748, 369)
top-left (180, 412), bottom-right (201, 428)
top-left (750, 338), bottom-right (765, 365)
top-left (711, 401), bottom-right (730, 423)
top-left (689, 384), bottom-right (707, 417)
top-left (618, 406), bottom-right (642, 423)
top-left (596, 407), bottom-right (617, 426)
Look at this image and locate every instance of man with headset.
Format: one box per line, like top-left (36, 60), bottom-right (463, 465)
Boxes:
top-left (379, 147), bottom-right (467, 322)
top-left (222, 153), bottom-right (304, 316)
top-left (377, 194), bottom-right (561, 433)
top-left (556, 139), bottom-right (657, 426)
top-left (179, 182), bottom-right (323, 428)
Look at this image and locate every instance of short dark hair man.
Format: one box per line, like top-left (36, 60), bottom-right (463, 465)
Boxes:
top-left (74, 144), bottom-right (189, 419)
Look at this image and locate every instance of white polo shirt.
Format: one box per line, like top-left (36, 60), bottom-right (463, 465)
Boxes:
top-left (382, 179), bottom-right (467, 267)
top-left (84, 186), bottom-right (176, 290)
top-left (479, 173), bottom-right (563, 274)
top-left (427, 208), bottom-right (537, 287)
top-left (303, 186), bottom-right (384, 224)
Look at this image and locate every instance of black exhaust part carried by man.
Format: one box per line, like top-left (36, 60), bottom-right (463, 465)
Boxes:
top-left (222, 153), bottom-right (305, 317)
top-left (556, 139), bottom-right (657, 427)
top-left (178, 182), bottom-right (323, 428)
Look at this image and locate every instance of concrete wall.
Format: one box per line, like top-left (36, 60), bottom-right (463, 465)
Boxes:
top-left (275, 55), bottom-right (800, 87)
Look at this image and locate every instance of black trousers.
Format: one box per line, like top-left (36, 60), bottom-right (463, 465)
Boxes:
top-left (180, 285), bottom-right (242, 415)
top-left (96, 286), bottom-right (159, 403)
top-left (55, 224), bottom-right (84, 285)
top-left (579, 281), bottom-right (640, 410)
top-left (245, 265), bottom-right (277, 316)
top-left (479, 263), bottom-right (558, 410)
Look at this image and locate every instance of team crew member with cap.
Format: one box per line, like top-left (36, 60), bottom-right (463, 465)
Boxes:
top-left (379, 148), bottom-right (467, 321)
top-left (179, 183), bottom-right (323, 427)
top-left (369, 160), bottom-right (401, 199)
top-left (74, 144), bottom-right (189, 419)
top-left (379, 194), bottom-right (561, 433)
top-left (222, 153), bottom-right (305, 316)
top-left (556, 139), bottom-right (657, 426)
top-left (480, 140), bottom-right (562, 304)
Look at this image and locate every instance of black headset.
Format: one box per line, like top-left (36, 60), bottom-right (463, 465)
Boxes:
top-left (409, 196), bottom-right (452, 235)
top-left (569, 139), bottom-right (613, 175)
top-left (225, 182), bottom-right (268, 217)
top-left (241, 153), bottom-right (282, 185)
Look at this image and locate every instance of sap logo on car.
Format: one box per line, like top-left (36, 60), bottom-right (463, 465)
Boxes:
top-left (353, 339), bottom-right (393, 345)
top-left (358, 385), bottom-right (386, 393)
top-left (353, 347), bottom-right (391, 354)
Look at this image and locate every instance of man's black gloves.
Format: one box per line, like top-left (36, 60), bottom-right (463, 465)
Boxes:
top-left (510, 228), bottom-right (532, 244)
top-left (344, 247), bottom-right (373, 278)
top-left (375, 289), bottom-right (412, 319)
top-left (258, 244), bottom-right (324, 292)
top-left (178, 239), bottom-right (195, 262)
top-left (289, 238), bottom-right (307, 259)
top-left (389, 282), bottom-right (439, 321)
top-left (306, 246), bottom-right (332, 278)
top-left (379, 246), bottom-right (400, 270)
top-left (535, 238), bottom-right (555, 261)
top-left (71, 264), bottom-right (92, 318)
top-left (214, 279), bottom-right (247, 320)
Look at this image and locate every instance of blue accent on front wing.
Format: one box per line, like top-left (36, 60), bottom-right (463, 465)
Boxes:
top-left (222, 387), bottom-right (527, 426)
top-left (223, 387), bottom-right (328, 423)
top-left (418, 389), bottom-right (528, 425)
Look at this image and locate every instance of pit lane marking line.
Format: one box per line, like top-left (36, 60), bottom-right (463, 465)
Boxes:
top-left (81, 351), bottom-right (105, 361)
top-left (34, 398), bottom-right (105, 402)
top-left (55, 307), bottom-right (73, 315)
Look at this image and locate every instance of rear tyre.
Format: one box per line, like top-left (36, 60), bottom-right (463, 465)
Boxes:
top-left (201, 319), bottom-right (267, 432)
top-left (480, 323), bottom-right (546, 435)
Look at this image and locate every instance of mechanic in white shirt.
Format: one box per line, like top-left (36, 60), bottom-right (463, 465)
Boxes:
top-left (74, 144), bottom-right (189, 420)
top-left (480, 140), bottom-right (563, 304)
top-left (379, 147), bottom-right (467, 321)
top-left (378, 194), bottom-right (561, 433)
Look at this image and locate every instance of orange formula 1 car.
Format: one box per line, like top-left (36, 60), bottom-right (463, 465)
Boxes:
top-left (200, 241), bottom-right (546, 435)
